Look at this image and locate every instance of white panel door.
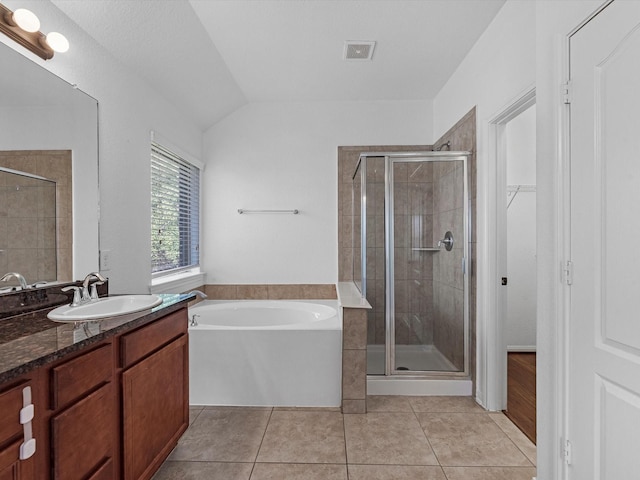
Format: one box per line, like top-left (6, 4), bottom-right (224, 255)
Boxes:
top-left (569, 1), bottom-right (640, 479)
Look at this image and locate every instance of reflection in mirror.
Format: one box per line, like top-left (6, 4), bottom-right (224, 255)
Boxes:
top-left (0, 42), bottom-right (99, 284)
top-left (0, 157), bottom-right (71, 286)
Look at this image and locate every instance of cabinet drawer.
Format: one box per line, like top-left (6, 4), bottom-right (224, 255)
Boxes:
top-left (51, 382), bottom-right (115, 480)
top-left (0, 438), bottom-right (20, 474)
top-left (51, 343), bottom-right (113, 410)
top-left (0, 382), bottom-right (28, 445)
top-left (120, 309), bottom-right (187, 368)
top-left (0, 462), bottom-right (17, 480)
top-left (87, 457), bottom-right (114, 480)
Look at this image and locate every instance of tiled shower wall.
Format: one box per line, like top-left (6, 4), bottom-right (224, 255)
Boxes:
top-left (337, 145), bottom-right (431, 348)
top-left (432, 108), bottom-right (477, 382)
top-left (392, 160), bottom-right (436, 347)
top-left (432, 160), bottom-right (466, 370)
top-left (0, 150), bottom-right (72, 283)
top-left (337, 109), bottom-right (476, 381)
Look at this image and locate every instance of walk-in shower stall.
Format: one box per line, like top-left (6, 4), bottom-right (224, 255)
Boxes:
top-left (352, 152), bottom-right (471, 393)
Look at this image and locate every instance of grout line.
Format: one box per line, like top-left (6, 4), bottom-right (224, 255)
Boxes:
top-left (488, 413), bottom-right (537, 467)
top-left (252, 407), bottom-right (274, 464)
top-left (410, 406), bottom-right (443, 467)
top-left (342, 413), bottom-right (351, 479)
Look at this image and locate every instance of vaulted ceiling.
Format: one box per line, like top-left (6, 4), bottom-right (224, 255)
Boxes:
top-left (52, 0), bottom-right (506, 130)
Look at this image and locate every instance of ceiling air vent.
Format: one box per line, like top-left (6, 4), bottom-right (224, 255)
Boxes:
top-left (344, 41), bottom-right (376, 61)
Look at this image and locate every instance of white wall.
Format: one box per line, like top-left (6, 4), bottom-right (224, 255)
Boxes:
top-left (433, 1), bottom-right (536, 139)
top-left (1, 0), bottom-right (203, 293)
top-left (202, 100), bottom-right (432, 284)
top-left (505, 105), bottom-right (536, 349)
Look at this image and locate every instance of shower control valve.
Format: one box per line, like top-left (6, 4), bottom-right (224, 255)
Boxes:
top-left (438, 231), bottom-right (454, 251)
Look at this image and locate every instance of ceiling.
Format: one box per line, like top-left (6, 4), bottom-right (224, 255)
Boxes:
top-left (51, 0), bottom-right (506, 131)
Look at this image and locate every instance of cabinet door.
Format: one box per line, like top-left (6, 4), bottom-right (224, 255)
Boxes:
top-left (51, 383), bottom-right (115, 480)
top-left (122, 335), bottom-right (188, 480)
top-left (0, 380), bottom-right (37, 480)
top-left (0, 440), bottom-right (20, 480)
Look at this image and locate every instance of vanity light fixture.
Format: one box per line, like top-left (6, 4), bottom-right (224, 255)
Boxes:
top-left (12, 8), bottom-right (39, 32)
top-left (0, 3), bottom-right (68, 59)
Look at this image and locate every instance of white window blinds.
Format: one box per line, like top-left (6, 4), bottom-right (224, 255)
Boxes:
top-left (151, 141), bottom-right (200, 275)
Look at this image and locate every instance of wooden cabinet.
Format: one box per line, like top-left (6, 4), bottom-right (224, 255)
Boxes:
top-left (121, 309), bottom-right (188, 480)
top-left (51, 383), bottom-right (115, 480)
top-left (0, 306), bottom-right (188, 480)
top-left (48, 342), bottom-right (117, 480)
top-left (0, 378), bottom-right (38, 480)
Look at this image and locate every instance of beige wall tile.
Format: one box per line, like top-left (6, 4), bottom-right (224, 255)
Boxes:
top-left (204, 284), bottom-right (238, 299)
top-left (237, 284), bottom-right (269, 299)
top-left (267, 284), bottom-right (302, 299)
top-left (299, 284), bottom-right (337, 299)
top-left (343, 308), bottom-right (367, 350)
top-left (342, 349), bottom-right (366, 400)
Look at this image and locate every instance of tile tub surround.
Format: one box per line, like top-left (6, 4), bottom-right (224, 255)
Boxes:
top-left (337, 282), bottom-right (370, 414)
top-left (342, 308), bottom-right (367, 413)
top-left (197, 283), bottom-right (368, 413)
top-left (0, 150), bottom-right (73, 282)
top-left (156, 396), bottom-right (536, 480)
top-left (201, 284), bottom-right (337, 300)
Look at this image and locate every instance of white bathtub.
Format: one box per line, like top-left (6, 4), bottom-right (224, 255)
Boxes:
top-left (188, 300), bottom-right (342, 407)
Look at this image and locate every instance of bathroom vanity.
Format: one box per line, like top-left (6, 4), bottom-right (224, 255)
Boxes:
top-left (0, 292), bottom-right (191, 480)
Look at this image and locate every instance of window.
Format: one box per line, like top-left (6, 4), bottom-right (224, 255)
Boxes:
top-left (151, 141), bottom-right (200, 276)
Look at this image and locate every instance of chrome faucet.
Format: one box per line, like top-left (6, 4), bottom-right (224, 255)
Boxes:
top-left (62, 272), bottom-right (107, 307)
top-left (81, 272), bottom-right (106, 301)
top-left (187, 290), bottom-right (207, 299)
top-left (0, 272), bottom-right (29, 290)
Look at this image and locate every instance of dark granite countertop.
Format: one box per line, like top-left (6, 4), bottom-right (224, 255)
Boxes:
top-left (0, 293), bottom-right (193, 384)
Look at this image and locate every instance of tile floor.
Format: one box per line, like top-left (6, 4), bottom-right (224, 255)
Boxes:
top-left (153, 396), bottom-right (536, 480)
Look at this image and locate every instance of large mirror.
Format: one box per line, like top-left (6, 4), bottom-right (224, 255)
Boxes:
top-left (0, 42), bottom-right (99, 286)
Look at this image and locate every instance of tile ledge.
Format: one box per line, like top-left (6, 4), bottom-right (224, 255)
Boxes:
top-left (336, 282), bottom-right (371, 309)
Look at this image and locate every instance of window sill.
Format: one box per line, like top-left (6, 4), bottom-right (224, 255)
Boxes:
top-left (150, 270), bottom-right (206, 294)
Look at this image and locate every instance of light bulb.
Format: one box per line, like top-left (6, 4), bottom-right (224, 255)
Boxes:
top-left (46, 32), bottom-right (69, 53)
top-left (13, 8), bottom-right (40, 33)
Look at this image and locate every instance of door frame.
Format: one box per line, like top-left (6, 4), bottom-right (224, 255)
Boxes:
top-left (559, 3), bottom-right (618, 480)
top-left (482, 86), bottom-right (536, 412)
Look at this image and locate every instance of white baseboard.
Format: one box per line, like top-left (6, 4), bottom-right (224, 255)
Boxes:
top-left (507, 345), bottom-right (537, 352)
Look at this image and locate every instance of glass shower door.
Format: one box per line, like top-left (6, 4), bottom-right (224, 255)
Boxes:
top-left (388, 157), bottom-right (468, 374)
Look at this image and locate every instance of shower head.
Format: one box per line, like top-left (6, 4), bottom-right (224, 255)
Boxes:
top-left (434, 141), bottom-right (451, 151)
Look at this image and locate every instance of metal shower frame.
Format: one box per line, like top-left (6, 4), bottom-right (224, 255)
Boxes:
top-left (353, 151), bottom-right (471, 378)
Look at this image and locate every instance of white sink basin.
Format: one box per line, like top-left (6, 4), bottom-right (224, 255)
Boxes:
top-left (47, 295), bottom-right (163, 322)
